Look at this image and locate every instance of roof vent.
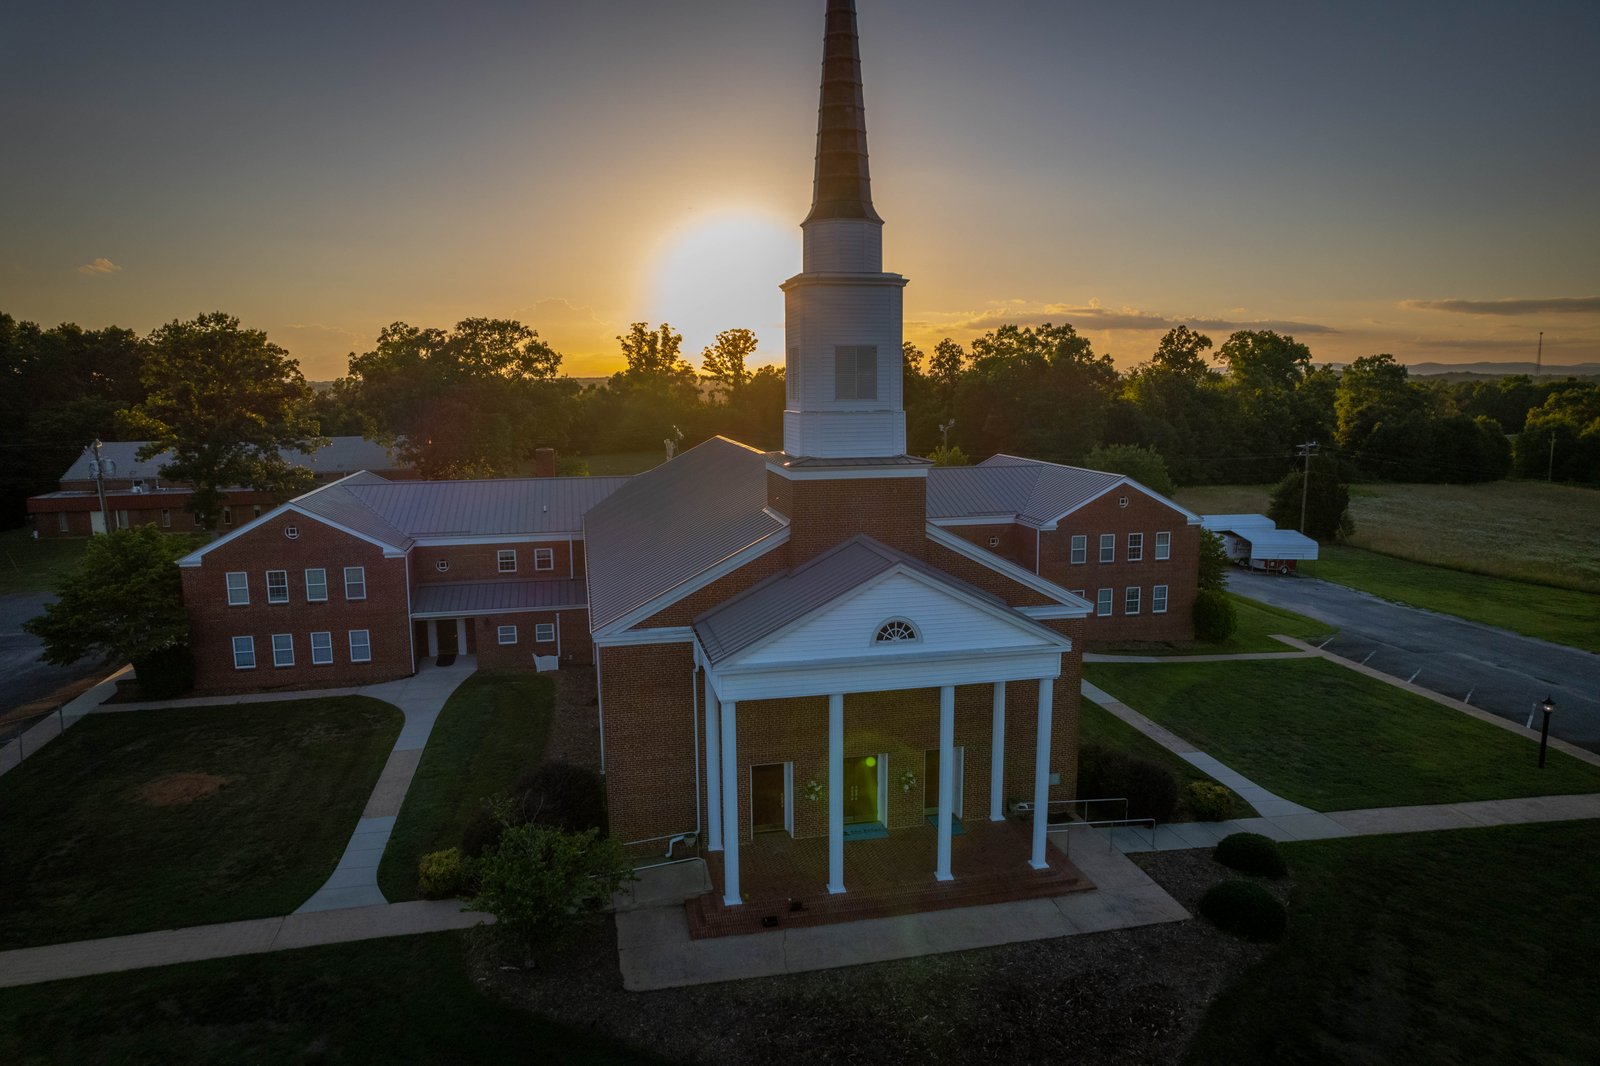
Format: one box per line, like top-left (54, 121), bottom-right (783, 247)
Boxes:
top-left (436, 559), bottom-right (449, 572)
top-left (1118, 495), bottom-right (1130, 508)
top-left (284, 526), bottom-right (299, 540)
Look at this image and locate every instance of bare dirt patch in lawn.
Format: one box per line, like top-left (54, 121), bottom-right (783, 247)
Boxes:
top-left (136, 772), bottom-right (233, 807)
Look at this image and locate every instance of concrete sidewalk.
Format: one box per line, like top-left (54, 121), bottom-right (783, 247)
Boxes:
top-left (0, 664), bottom-right (130, 777)
top-left (1084, 650), bottom-right (1318, 664)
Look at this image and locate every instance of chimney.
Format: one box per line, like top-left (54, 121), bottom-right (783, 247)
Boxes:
top-left (534, 448), bottom-right (557, 479)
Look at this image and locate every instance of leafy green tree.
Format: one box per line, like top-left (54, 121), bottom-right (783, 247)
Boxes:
top-left (928, 443), bottom-right (970, 466)
top-left (1122, 326), bottom-right (1229, 485)
top-left (618, 322), bottom-right (694, 385)
top-left (1268, 455), bottom-right (1351, 539)
top-left (122, 313), bottom-right (323, 528)
top-left (700, 328), bottom-right (759, 399)
top-left (1197, 529), bottom-right (1230, 593)
top-left (957, 323), bottom-right (1119, 464)
top-left (1514, 383), bottom-right (1600, 483)
top-left (928, 338), bottom-right (966, 409)
top-left (1085, 443), bottom-right (1176, 496)
top-left (1214, 330), bottom-right (1328, 482)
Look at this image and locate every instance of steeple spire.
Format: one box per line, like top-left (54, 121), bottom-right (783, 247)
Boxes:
top-left (805, 0), bottom-right (882, 225)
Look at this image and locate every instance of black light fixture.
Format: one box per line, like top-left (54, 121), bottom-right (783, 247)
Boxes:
top-left (1538, 695), bottom-right (1555, 769)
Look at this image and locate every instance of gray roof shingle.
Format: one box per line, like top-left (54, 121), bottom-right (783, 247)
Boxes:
top-left (413, 578), bottom-right (588, 617)
top-left (927, 456), bottom-right (1129, 526)
top-left (61, 437), bottom-right (406, 483)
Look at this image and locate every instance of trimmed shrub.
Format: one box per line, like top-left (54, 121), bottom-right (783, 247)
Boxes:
top-left (1214, 832), bottom-right (1288, 878)
top-left (514, 761), bottom-right (607, 833)
top-left (1199, 879), bottom-right (1287, 942)
top-left (1077, 744), bottom-right (1179, 824)
top-left (418, 847), bottom-right (469, 899)
top-left (461, 806), bottom-right (506, 859)
top-left (1193, 588), bottom-right (1238, 643)
top-left (1184, 781), bottom-right (1237, 822)
top-left (132, 645), bottom-right (195, 699)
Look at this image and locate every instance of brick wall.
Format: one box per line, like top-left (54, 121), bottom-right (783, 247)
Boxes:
top-left (412, 538), bottom-right (582, 585)
top-left (598, 642), bottom-right (701, 845)
top-left (471, 608), bottom-right (592, 669)
top-left (769, 471), bottom-right (927, 563)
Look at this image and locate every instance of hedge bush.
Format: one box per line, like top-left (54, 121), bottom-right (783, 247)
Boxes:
top-left (418, 847), bottom-right (469, 899)
top-left (1078, 744), bottom-right (1179, 824)
top-left (1193, 588), bottom-right (1238, 643)
top-left (1199, 879), bottom-right (1287, 942)
top-left (1184, 781), bottom-right (1237, 822)
top-left (131, 645), bottom-right (195, 699)
top-left (1214, 832), bottom-right (1288, 878)
top-left (514, 761), bottom-right (607, 833)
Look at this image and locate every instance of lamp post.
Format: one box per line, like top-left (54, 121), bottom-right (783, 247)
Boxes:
top-left (939, 419), bottom-right (955, 449)
top-left (1537, 695), bottom-right (1555, 769)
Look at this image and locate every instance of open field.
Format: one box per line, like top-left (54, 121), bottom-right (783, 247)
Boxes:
top-left (1187, 820), bottom-right (1600, 1064)
top-left (378, 672), bottom-right (555, 901)
top-left (1085, 658), bottom-right (1600, 811)
top-left (1081, 699), bottom-right (1258, 821)
top-left (577, 450), bottom-right (665, 476)
top-left (0, 697), bottom-right (400, 950)
top-left (0, 528), bottom-right (89, 595)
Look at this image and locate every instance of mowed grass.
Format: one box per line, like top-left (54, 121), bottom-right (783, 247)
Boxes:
top-left (0, 697), bottom-right (401, 950)
top-left (378, 672), bottom-right (554, 901)
top-left (1096, 593), bottom-right (1333, 656)
top-left (1080, 699), bottom-right (1258, 821)
top-left (1085, 659), bottom-right (1600, 811)
top-left (1188, 821), bottom-right (1600, 1065)
top-left (1303, 544), bottom-right (1600, 652)
top-left (577, 450), bottom-right (665, 476)
top-left (0, 527), bottom-right (89, 595)
top-left (0, 932), bottom-right (658, 1065)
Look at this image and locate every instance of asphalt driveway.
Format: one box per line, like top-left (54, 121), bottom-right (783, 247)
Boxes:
top-left (1228, 569), bottom-right (1600, 752)
top-left (0, 593), bottom-right (112, 742)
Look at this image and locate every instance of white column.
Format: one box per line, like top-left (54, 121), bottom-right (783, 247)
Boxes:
top-left (455, 617), bottom-right (468, 653)
top-left (828, 693), bottom-right (845, 894)
top-left (935, 685), bottom-right (955, 882)
top-left (1030, 677), bottom-right (1055, 870)
top-left (989, 681), bottom-right (1006, 821)
top-left (705, 677), bottom-right (722, 852)
top-left (720, 700), bottom-right (741, 906)
top-left (426, 620), bottom-right (439, 658)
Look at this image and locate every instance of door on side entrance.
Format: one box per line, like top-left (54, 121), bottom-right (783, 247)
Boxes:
top-left (923, 748), bottom-right (964, 817)
top-left (843, 755), bottom-right (880, 825)
top-left (89, 511), bottom-right (107, 535)
top-left (751, 763), bottom-right (788, 834)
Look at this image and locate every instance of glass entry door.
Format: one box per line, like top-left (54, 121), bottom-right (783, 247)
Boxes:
top-left (843, 755), bottom-right (880, 825)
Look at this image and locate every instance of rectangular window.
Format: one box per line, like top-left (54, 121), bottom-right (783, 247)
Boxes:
top-left (833, 345), bottom-right (878, 401)
top-left (272, 633), bottom-right (294, 667)
top-left (305, 568), bottom-right (328, 602)
top-left (161, 508), bottom-right (171, 528)
top-left (498, 625), bottom-right (517, 645)
top-left (310, 630), bottom-right (333, 665)
top-left (1128, 532), bottom-right (1144, 562)
top-left (116, 510), bottom-right (129, 529)
top-left (266, 570), bottom-right (289, 604)
top-left (533, 548), bottom-right (554, 571)
top-left (1070, 589), bottom-right (1087, 600)
top-left (57, 512), bottom-right (69, 532)
top-left (534, 622), bottom-right (556, 642)
top-left (348, 629), bottom-right (372, 662)
top-left (1070, 534), bottom-right (1087, 565)
top-left (223, 506), bottom-right (233, 527)
top-left (232, 636), bottom-right (256, 669)
top-left (253, 505), bottom-right (262, 519)
top-left (344, 566), bottom-right (366, 600)
top-left (1099, 533), bottom-right (1115, 563)
top-left (497, 549), bottom-right (517, 573)
top-left (1156, 531), bottom-right (1171, 561)
top-left (1125, 586), bottom-right (1141, 615)
top-left (1153, 584), bottom-right (1169, 614)
top-left (1096, 588), bottom-right (1113, 617)
top-left (226, 571), bottom-right (249, 606)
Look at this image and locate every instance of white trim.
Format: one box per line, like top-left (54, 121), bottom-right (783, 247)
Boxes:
top-left (1096, 588), bottom-right (1113, 617)
top-left (1155, 531), bottom-right (1172, 561)
top-left (928, 514), bottom-right (1034, 528)
top-left (1098, 533), bottom-right (1116, 563)
top-left (1153, 583), bottom-right (1169, 614)
top-left (225, 571), bottom-right (249, 606)
top-left (344, 566), bottom-right (367, 601)
top-left (232, 635), bottom-right (256, 669)
top-left (271, 632), bottom-right (295, 668)
top-left (265, 569), bottom-right (289, 604)
top-left (1017, 605), bottom-right (1084, 624)
top-left (533, 622), bottom-right (556, 643)
top-left (926, 523), bottom-right (1091, 614)
top-left (178, 502), bottom-right (406, 567)
top-left (709, 646), bottom-right (1064, 704)
top-left (591, 527), bottom-right (791, 637)
top-left (764, 462), bottom-right (928, 482)
top-left (304, 568), bottom-right (329, 602)
top-left (310, 630), bottom-right (334, 665)
top-left (592, 625), bottom-right (696, 648)
top-left (410, 532), bottom-right (583, 547)
top-left (1038, 474), bottom-right (1202, 527)
top-left (533, 547), bottom-right (555, 571)
top-left (498, 624), bottom-right (518, 645)
top-left (348, 628), bottom-right (372, 663)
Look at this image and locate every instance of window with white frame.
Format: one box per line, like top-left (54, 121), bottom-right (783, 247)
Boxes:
top-left (1156, 531), bottom-right (1171, 560)
top-left (222, 506), bottom-right (234, 527)
top-left (1128, 532), bottom-right (1144, 561)
top-left (834, 345), bottom-right (878, 401)
top-left (226, 571), bottom-right (249, 606)
top-left (1099, 533), bottom-right (1115, 563)
top-left (1153, 584), bottom-right (1169, 614)
top-left (161, 509), bottom-right (171, 528)
top-left (875, 619), bottom-right (918, 643)
top-left (310, 630), bottom-right (333, 664)
top-left (272, 633), bottom-right (294, 667)
top-left (1070, 534), bottom-right (1087, 565)
top-left (344, 566), bottom-right (366, 600)
top-left (232, 635), bottom-right (256, 669)
top-left (534, 547), bottom-right (555, 571)
top-left (497, 549), bottom-right (517, 573)
top-left (534, 622), bottom-right (556, 642)
top-left (497, 625), bottom-right (517, 645)
top-left (1125, 586), bottom-right (1141, 615)
top-left (348, 629), bottom-right (372, 662)
top-left (1070, 589), bottom-right (1087, 600)
top-left (116, 510), bottom-right (129, 529)
top-left (57, 512), bottom-right (69, 532)
top-left (266, 570), bottom-right (289, 604)
top-left (1096, 588), bottom-right (1113, 617)
top-left (305, 568), bottom-right (328, 602)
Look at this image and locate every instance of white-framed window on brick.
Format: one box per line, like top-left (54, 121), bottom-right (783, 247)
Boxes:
top-left (1070, 589), bottom-right (1087, 600)
top-left (497, 549), bottom-right (517, 573)
top-left (1156, 531), bottom-right (1171, 560)
top-left (834, 345), bottom-right (878, 401)
top-left (266, 570), bottom-right (289, 604)
top-left (1153, 584), bottom-right (1169, 614)
top-left (57, 512), bottom-right (69, 533)
top-left (348, 629), bottom-right (372, 663)
top-left (305, 568), bottom-right (328, 602)
top-left (1070, 534), bottom-right (1087, 565)
top-left (497, 625), bottom-right (517, 645)
top-left (1125, 586), bottom-right (1141, 615)
top-left (116, 510), bottom-right (129, 529)
top-left (223, 507), bottom-right (233, 527)
top-left (161, 509), bottom-right (171, 528)
top-left (272, 633), bottom-right (294, 667)
top-left (1096, 589), bottom-right (1113, 617)
top-left (226, 571), bottom-right (249, 606)
top-left (344, 566), bottom-right (366, 600)
top-left (1128, 532), bottom-right (1144, 562)
top-left (1099, 533), bottom-right (1115, 563)
top-left (533, 548), bottom-right (555, 571)
top-left (534, 623), bottom-right (556, 642)
top-left (310, 630), bottom-right (334, 665)
top-left (232, 635), bottom-right (256, 669)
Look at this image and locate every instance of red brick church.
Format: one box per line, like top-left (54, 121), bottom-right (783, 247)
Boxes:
top-left (177, 0), bottom-right (1200, 912)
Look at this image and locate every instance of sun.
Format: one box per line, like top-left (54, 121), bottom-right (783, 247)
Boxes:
top-left (648, 210), bottom-right (799, 366)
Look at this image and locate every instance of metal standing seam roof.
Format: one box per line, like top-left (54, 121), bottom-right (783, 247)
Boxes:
top-left (412, 578), bottom-right (588, 617)
top-left (926, 457), bottom-right (1128, 526)
top-left (59, 437), bottom-right (406, 482)
top-left (583, 437), bottom-right (789, 632)
top-left (344, 477), bottom-right (629, 538)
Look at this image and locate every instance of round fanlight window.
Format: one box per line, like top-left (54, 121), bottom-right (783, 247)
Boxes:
top-left (874, 619), bottom-right (917, 643)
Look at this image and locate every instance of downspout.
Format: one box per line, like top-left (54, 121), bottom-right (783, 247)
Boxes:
top-left (690, 652), bottom-right (702, 846)
top-left (404, 553), bottom-right (416, 674)
top-left (595, 649), bottom-right (606, 774)
top-left (1035, 527), bottom-right (1041, 575)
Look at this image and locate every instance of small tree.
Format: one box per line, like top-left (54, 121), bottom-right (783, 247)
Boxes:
top-left (700, 328), bottom-right (759, 400)
top-left (1267, 454), bottom-right (1351, 540)
top-left (928, 443), bottom-right (970, 466)
top-left (1085, 442), bottom-right (1176, 496)
top-left (1197, 529), bottom-right (1230, 592)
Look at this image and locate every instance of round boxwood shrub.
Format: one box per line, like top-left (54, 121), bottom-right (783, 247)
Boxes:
top-left (1199, 879), bottom-right (1287, 942)
top-left (1077, 744), bottom-right (1179, 824)
top-left (1184, 780), bottom-right (1237, 822)
top-left (417, 847), bottom-right (468, 899)
top-left (514, 761), bottom-right (607, 833)
top-left (1214, 831), bottom-right (1288, 878)
top-left (132, 645), bottom-right (195, 700)
top-left (1192, 588), bottom-right (1238, 643)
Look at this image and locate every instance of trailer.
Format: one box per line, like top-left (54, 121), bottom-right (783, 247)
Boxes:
top-left (1200, 514), bottom-right (1319, 574)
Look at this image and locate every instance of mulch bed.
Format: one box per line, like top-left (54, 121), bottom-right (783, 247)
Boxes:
top-left (544, 667), bottom-right (602, 772)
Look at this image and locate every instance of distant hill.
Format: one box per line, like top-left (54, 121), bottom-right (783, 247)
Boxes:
top-left (1405, 361), bottom-right (1600, 378)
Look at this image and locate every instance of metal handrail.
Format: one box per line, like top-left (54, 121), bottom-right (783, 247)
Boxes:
top-left (1012, 796), bottom-right (1130, 824)
top-left (1054, 816), bottom-right (1158, 851)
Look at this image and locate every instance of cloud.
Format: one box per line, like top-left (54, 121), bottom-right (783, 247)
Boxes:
top-left (910, 300), bottom-right (1339, 338)
top-left (1401, 296), bottom-right (1600, 316)
top-left (75, 257), bottom-right (122, 275)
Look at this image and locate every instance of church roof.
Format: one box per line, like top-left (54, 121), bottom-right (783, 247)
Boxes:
top-left (804, 0), bottom-right (882, 225)
top-left (412, 577), bottom-right (588, 618)
top-left (59, 436), bottom-right (406, 483)
top-left (927, 455), bottom-right (1195, 527)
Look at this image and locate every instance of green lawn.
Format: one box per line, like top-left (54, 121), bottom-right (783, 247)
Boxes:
top-left (1080, 699), bottom-right (1258, 821)
top-left (1188, 821), bottom-right (1600, 1065)
top-left (1302, 543), bottom-right (1600, 652)
top-left (1095, 593), bottom-right (1334, 656)
top-left (1086, 659), bottom-right (1600, 811)
top-left (0, 697), bottom-right (401, 950)
top-left (577, 450), bottom-right (666, 476)
top-left (0, 528), bottom-right (89, 595)
top-left (378, 672), bottom-right (555, 901)
top-left (0, 932), bottom-right (657, 1065)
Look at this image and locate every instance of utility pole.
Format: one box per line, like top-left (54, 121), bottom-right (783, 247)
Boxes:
top-left (1536, 331), bottom-right (1543, 376)
top-left (1548, 434), bottom-right (1556, 482)
top-left (1295, 441), bottom-right (1319, 534)
top-left (90, 438), bottom-right (113, 535)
